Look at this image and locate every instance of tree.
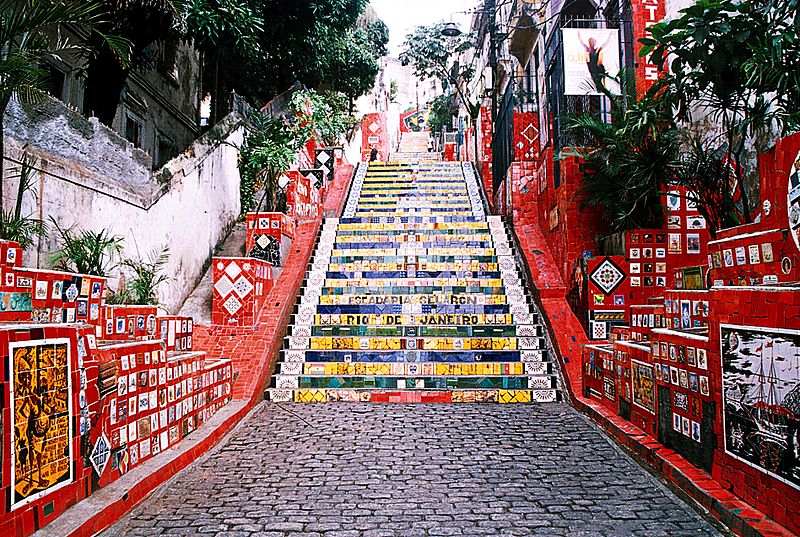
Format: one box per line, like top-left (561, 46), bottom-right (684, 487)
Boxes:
top-left (237, 0), bottom-right (383, 103)
top-left (82, 0), bottom-right (179, 126)
top-left (0, 0), bottom-right (129, 207)
top-left (0, 154), bottom-right (45, 248)
top-left (182, 0), bottom-right (263, 124)
top-left (640, 0), bottom-right (800, 226)
top-left (399, 22), bottom-right (477, 119)
top-left (110, 245), bottom-right (170, 305)
top-left (564, 75), bottom-right (679, 232)
top-left (322, 27), bottom-right (380, 102)
top-left (50, 219), bottom-right (124, 276)
top-left (238, 88), bottom-right (356, 214)
top-left (675, 135), bottom-right (745, 237)
top-left (427, 93), bottom-right (455, 134)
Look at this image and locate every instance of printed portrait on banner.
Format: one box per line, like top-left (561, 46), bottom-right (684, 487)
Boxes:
top-left (562, 28), bottom-right (620, 96)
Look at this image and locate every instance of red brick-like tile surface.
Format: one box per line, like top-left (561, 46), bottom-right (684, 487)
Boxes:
top-left (513, 214), bottom-right (797, 537)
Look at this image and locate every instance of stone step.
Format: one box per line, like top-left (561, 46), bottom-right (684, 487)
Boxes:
top-left (273, 374), bottom-right (557, 391)
top-left (285, 335), bottom-right (546, 350)
top-left (277, 361), bottom-right (552, 376)
top-left (280, 349), bottom-right (548, 363)
top-left (268, 388), bottom-right (559, 403)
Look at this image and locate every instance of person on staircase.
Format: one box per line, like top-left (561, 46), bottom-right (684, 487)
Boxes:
top-left (427, 137), bottom-right (434, 153)
top-left (369, 145), bottom-right (379, 162)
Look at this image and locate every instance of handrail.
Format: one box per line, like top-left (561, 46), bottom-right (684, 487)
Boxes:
top-left (504, 215), bottom-right (571, 403)
top-left (333, 162), bottom-right (362, 219)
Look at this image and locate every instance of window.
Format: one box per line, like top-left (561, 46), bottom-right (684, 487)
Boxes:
top-left (154, 132), bottom-right (174, 169)
top-left (42, 63), bottom-right (66, 101)
top-left (125, 113), bottom-right (143, 148)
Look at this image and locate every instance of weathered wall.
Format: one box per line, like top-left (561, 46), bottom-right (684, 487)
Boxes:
top-left (3, 98), bottom-right (244, 314)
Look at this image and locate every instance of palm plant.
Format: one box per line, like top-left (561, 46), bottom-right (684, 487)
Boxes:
top-left (563, 72), bottom-right (680, 232)
top-left (0, 154), bottom-right (44, 247)
top-left (675, 135), bottom-right (744, 238)
top-left (50, 219), bottom-right (123, 276)
top-left (0, 0), bottom-right (130, 204)
top-left (238, 113), bottom-right (296, 215)
top-left (110, 245), bottom-right (170, 305)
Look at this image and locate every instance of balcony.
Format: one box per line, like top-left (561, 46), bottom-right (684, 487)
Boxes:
top-left (507, 0), bottom-right (544, 65)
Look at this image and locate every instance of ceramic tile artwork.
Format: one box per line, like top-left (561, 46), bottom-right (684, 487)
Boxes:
top-left (589, 258), bottom-right (626, 295)
top-left (273, 162), bottom-right (558, 404)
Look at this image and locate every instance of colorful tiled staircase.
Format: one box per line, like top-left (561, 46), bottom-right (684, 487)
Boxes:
top-left (268, 160), bottom-right (560, 403)
top-left (391, 131), bottom-right (440, 162)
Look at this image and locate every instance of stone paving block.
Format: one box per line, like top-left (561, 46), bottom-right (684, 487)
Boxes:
top-left (101, 403), bottom-right (722, 537)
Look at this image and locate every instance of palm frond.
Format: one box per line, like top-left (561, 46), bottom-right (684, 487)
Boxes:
top-left (49, 218), bottom-right (123, 276)
top-left (117, 245), bottom-right (170, 305)
top-left (0, 211), bottom-right (44, 248)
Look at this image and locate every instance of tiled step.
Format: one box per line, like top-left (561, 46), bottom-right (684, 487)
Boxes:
top-left (270, 388), bottom-right (558, 403)
top-left (277, 361), bottom-right (552, 376)
top-left (288, 324), bottom-right (543, 338)
top-left (285, 335), bottom-right (546, 350)
top-left (274, 375), bottom-right (556, 390)
top-left (280, 349), bottom-right (548, 364)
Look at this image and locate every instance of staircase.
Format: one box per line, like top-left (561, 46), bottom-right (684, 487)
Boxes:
top-left (268, 160), bottom-right (560, 403)
top-left (392, 131), bottom-right (440, 162)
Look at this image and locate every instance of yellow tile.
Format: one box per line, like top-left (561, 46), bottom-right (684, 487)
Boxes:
top-left (295, 389), bottom-right (326, 403)
top-left (499, 390), bottom-right (532, 404)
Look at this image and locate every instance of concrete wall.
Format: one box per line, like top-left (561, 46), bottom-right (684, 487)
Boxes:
top-left (3, 98), bottom-right (244, 314)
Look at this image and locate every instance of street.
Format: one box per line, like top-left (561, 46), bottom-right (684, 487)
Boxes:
top-left (103, 403), bottom-right (724, 537)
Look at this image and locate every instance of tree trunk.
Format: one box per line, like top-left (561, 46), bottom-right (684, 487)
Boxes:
top-left (0, 96), bottom-right (11, 212)
top-left (14, 155), bottom-right (25, 221)
top-left (0, 114), bottom-right (5, 212)
top-left (212, 52), bottom-right (220, 125)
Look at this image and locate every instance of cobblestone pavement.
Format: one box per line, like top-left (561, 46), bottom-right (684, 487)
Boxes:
top-left (103, 403), bottom-right (725, 537)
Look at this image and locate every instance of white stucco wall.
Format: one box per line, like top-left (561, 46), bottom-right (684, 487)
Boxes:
top-left (4, 102), bottom-right (245, 314)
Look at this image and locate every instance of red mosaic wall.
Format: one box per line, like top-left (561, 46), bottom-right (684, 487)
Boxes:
top-left (361, 112), bottom-right (389, 161)
top-left (535, 151), bottom-right (607, 279)
top-left (157, 316), bottom-right (194, 352)
top-left (0, 244), bottom-right (108, 328)
top-left (443, 143), bottom-right (456, 161)
top-left (100, 305), bottom-right (158, 341)
top-left (245, 212), bottom-right (296, 255)
top-left (0, 325), bottom-right (232, 536)
top-left (708, 287), bottom-right (800, 532)
top-left (629, 304), bottom-right (663, 342)
top-left (211, 257), bottom-right (274, 326)
top-left (708, 132), bottom-right (800, 286)
top-left (286, 170), bottom-right (322, 223)
top-left (631, 0), bottom-right (667, 90)
top-left (478, 105), bottom-right (493, 203)
top-left (513, 110), bottom-right (539, 162)
top-left (399, 109), bottom-right (428, 133)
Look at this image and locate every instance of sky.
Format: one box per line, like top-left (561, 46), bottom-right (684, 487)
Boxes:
top-left (370, 0), bottom-right (478, 57)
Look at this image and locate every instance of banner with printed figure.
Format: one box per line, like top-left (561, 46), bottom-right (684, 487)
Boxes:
top-left (562, 28), bottom-right (620, 96)
top-left (11, 339), bottom-right (73, 508)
